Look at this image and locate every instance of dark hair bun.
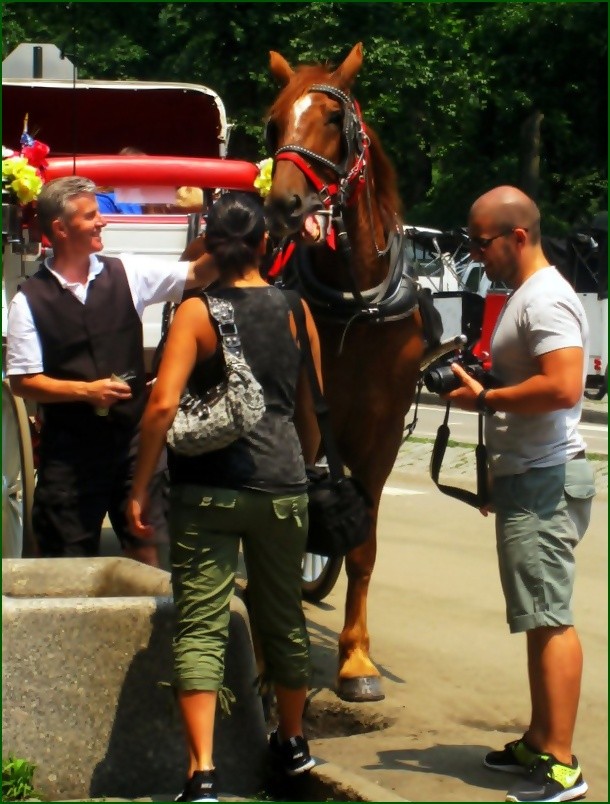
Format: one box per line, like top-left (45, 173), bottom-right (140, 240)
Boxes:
top-left (204, 192), bottom-right (266, 274)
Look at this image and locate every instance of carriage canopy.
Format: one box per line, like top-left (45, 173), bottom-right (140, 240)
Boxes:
top-left (2, 78), bottom-right (228, 159)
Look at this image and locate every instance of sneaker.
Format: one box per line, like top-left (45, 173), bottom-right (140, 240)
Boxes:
top-left (484, 737), bottom-right (544, 774)
top-left (505, 754), bottom-right (588, 802)
top-left (269, 729), bottom-right (316, 776)
top-left (174, 769), bottom-right (219, 802)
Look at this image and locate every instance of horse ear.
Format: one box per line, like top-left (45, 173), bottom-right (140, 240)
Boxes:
top-left (332, 42), bottom-right (363, 88)
top-left (269, 51), bottom-right (294, 86)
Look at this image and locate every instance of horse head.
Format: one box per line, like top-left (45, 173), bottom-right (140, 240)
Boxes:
top-left (264, 43), bottom-right (368, 241)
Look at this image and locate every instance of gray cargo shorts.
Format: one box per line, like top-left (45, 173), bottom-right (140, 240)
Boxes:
top-left (491, 458), bottom-right (596, 634)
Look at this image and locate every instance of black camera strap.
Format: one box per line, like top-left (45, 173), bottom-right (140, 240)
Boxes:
top-left (429, 401), bottom-right (490, 508)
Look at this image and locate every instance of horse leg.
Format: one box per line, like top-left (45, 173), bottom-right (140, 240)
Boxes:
top-left (333, 392), bottom-right (417, 702)
top-left (336, 503), bottom-right (385, 702)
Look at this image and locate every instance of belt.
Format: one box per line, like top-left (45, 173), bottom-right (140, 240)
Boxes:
top-left (570, 449), bottom-right (586, 461)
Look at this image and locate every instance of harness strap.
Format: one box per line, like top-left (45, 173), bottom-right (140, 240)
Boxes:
top-left (285, 236), bottom-right (418, 330)
top-left (267, 239), bottom-right (296, 279)
top-left (275, 152), bottom-right (340, 205)
top-left (285, 290), bottom-right (346, 483)
top-left (366, 227), bottom-right (404, 303)
top-left (403, 378), bottom-right (423, 439)
top-left (429, 401), bottom-right (490, 508)
top-left (332, 210), bottom-right (367, 307)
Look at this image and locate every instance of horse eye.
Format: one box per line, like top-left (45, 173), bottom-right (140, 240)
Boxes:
top-left (326, 110), bottom-right (343, 127)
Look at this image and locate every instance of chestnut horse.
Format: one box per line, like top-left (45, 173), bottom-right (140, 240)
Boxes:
top-left (264, 43), bottom-right (428, 702)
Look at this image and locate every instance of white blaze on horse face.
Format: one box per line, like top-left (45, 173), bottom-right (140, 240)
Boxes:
top-left (290, 94), bottom-right (313, 138)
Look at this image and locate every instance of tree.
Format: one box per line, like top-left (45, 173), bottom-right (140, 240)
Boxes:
top-left (3, 1), bottom-right (606, 231)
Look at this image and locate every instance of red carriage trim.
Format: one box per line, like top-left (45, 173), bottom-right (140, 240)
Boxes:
top-left (44, 156), bottom-right (259, 190)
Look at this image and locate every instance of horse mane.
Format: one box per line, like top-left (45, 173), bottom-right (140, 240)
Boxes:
top-left (268, 63), bottom-right (403, 231)
top-left (365, 124), bottom-right (403, 228)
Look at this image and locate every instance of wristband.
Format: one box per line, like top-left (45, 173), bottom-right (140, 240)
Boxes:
top-left (476, 389), bottom-right (492, 414)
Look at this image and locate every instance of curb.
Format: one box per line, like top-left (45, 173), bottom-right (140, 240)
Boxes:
top-left (54, 760), bottom-right (409, 803)
top-left (417, 392), bottom-right (608, 425)
top-left (310, 759), bottom-right (409, 802)
top-left (580, 405), bottom-right (608, 425)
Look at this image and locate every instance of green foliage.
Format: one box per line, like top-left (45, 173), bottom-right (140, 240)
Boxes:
top-left (2, 1), bottom-right (607, 232)
top-left (2, 755), bottom-right (41, 801)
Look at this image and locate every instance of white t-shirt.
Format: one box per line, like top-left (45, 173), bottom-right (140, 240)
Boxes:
top-left (6, 253), bottom-right (189, 376)
top-left (486, 266), bottom-right (588, 477)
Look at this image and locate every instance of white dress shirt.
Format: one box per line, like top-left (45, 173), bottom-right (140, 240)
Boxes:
top-left (6, 253), bottom-right (188, 376)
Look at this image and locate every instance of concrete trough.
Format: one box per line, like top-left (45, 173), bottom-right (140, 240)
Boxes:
top-left (2, 557), bottom-right (268, 802)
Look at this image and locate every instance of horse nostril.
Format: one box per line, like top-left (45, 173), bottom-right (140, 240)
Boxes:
top-left (269, 193), bottom-right (302, 216)
top-left (287, 194), bottom-right (302, 215)
top-left (265, 192), bottom-right (305, 237)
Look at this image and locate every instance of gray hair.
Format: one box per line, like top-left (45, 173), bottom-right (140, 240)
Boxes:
top-left (37, 176), bottom-right (97, 240)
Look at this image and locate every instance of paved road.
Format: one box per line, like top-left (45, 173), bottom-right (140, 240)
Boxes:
top-left (97, 425), bottom-right (607, 802)
top-left (413, 399), bottom-right (607, 456)
top-left (304, 469), bottom-right (608, 803)
top-left (399, 400), bottom-right (607, 494)
top-left (98, 396), bottom-right (606, 801)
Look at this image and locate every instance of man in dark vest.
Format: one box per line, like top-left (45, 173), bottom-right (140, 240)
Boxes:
top-left (6, 175), bottom-right (218, 565)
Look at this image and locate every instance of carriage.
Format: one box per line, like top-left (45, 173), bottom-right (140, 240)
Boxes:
top-left (1, 56), bottom-right (335, 599)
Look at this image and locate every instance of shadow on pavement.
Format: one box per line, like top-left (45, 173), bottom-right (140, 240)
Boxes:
top-left (362, 743), bottom-right (512, 791)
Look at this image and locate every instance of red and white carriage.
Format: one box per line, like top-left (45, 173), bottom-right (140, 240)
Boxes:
top-left (2, 62), bottom-right (257, 556)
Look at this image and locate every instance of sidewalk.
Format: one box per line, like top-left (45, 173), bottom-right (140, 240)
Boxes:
top-left (399, 392), bottom-right (608, 494)
top-left (579, 393), bottom-right (607, 424)
top-left (418, 391), bottom-right (608, 424)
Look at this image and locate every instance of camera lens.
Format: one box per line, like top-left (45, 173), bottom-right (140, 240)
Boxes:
top-left (423, 365), bottom-right (461, 394)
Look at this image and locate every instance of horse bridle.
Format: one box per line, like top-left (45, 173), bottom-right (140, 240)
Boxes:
top-left (265, 83), bottom-right (369, 209)
top-left (266, 83), bottom-right (403, 314)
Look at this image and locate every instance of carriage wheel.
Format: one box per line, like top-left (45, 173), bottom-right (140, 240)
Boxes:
top-left (2, 379), bottom-right (36, 558)
top-left (301, 552), bottom-right (343, 602)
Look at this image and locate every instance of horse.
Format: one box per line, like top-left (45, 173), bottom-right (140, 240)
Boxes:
top-left (263, 43), bottom-right (435, 702)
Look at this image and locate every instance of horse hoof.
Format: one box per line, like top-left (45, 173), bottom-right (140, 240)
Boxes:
top-left (337, 676), bottom-right (385, 702)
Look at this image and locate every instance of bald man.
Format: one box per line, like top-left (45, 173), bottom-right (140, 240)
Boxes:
top-left (447, 186), bottom-right (595, 803)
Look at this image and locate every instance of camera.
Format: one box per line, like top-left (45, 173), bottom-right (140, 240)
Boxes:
top-left (423, 351), bottom-right (502, 395)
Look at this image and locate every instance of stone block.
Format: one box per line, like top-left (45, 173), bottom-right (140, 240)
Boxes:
top-left (2, 558), bottom-right (267, 801)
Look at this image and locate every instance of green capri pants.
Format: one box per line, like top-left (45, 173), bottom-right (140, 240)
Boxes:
top-left (169, 484), bottom-right (310, 692)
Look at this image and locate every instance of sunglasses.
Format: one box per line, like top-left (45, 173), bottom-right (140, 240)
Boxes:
top-left (468, 227), bottom-right (528, 251)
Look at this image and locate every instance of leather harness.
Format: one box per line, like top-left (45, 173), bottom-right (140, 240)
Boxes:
top-left (266, 84), bottom-right (422, 330)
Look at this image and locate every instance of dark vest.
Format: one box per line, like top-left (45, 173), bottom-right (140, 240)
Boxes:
top-left (20, 255), bottom-right (146, 429)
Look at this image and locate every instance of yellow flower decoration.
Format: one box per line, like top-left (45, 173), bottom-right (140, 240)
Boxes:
top-left (2, 155), bottom-right (43, 204)
top-left (254, 158), bottom-right (273, 198)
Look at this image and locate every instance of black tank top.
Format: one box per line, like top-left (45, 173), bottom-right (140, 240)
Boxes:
top-left (168, 285), bottom-right (307, 494)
